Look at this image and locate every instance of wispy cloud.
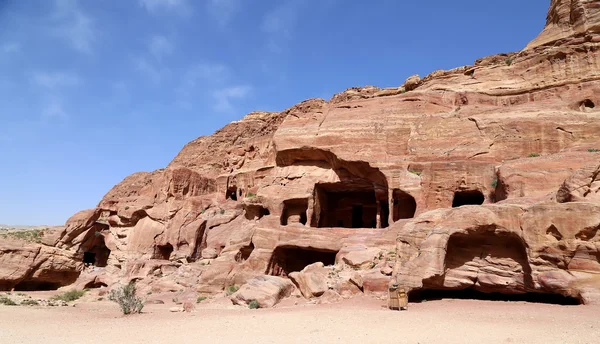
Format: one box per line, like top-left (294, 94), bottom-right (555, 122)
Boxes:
top-left (133, 57), bottom-right (165, 84)
top-left (41, 97), bottom-right (69, 120)
top-left (30, 71), bottom-right (82, 89)
top-left (212, 85), bottom-right (252, 112)
top-left (50, 0), bottom-right (96, 54)
top-left (261, 0), bottom-right (305, 53)
top-left (178, 63), bottom-right (250, 112)
top-left (132, 35), bottom-right (175, 83)
top-left (149, 35), bottom-right (175, 61)
top-left (139, 0), bottom-right (191, 16)
top-left (2, 43), bottom-right (21, 54)
top-left (183, 63), bottom-right (230, 87)
top-left (207, 0), bottom-right (241, 28)
top-left (28, 71), bottom-right (81, 121)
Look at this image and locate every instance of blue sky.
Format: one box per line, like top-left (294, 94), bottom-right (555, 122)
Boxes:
top-left (0, 0), bottom-right (548, 225)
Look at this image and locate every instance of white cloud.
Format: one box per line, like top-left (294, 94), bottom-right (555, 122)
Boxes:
top-left (149, 35), bottom-right (174, 61)
top-left (42, 98), bottom-right (68, 120)
top-left (261, 0), bottom-right (303, 37)
top-left (51, 0), bottom-right (96, 54)
top-left (30, 71), bottom-right (82, 89)
top-left (207, 0), bottom-right (241, 28)
top-left (139, 0), bottom-right (191, 15)
top-left (2, 43), bottom-right (21, 54)
top-left (133, 57), bottom-right (164, 84)
top-left (212, 85), bottom-right (252, 112)
top-left (184, 63), bottom-right (230, 86)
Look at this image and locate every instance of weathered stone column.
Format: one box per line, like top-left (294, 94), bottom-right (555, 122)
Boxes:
top-left (388, 189), bottom-right (394, 226)
top-left (376, 201), bottom-right (382, 229)
top-left (306, 197), bottom-right (315, 227)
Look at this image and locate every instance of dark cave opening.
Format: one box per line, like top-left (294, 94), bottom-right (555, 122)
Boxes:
top-left (83, 252), bottom-right (96, 265)
top-left (84, 280), bottom-right (108, 289)
top-left (81, 233), bottom-right (111, 267)
top-left (281, 198), bottom-right (308, 226)
top-left (581, 99), bottom-right (595, 110)
top-left (153, 243), bottom-right (174, 260)
top-left (314, 183), bottom-right (387, 228)
top-left (452, 190), bottom-right (485, 207)
top-left (267, 246), bottom-right (338, 277)
top-left (226, 186), bottom-right (238, 201)
top-left (245, 204), bottom-right (270, 220)
top-left (236, 243), bottom-right (255, 262)
top-left (393, 189), bottom-right (417, 220)
top-left (408, 288), bottom-right (581, 305)
top-left (13, 281), bottom-right (63, 291)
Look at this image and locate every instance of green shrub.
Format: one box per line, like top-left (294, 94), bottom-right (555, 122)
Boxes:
top-left (408, 170), bottom-right (422, 176)
top-left (0, 296), bottom-right (16, 306)
top-left (225, 285), bottom-right (240, 295)
top-left (20, 299), bottom-right (39, 306)
top-left (220, 209), bottom-right (225, 215)
top-left (505, 58), bottom-right (513, 66)
top-left (51, 290), bottom-right (86, 302)
top-left (491, 178), bottom-right (498, 188)
top-left (527, 153), bottom-right (540, 158)
top-left (246, 192), bottom-right (257, 198)
top-left (248, 300), bottom-right (260, 309)
top-left (108, 281), bottom-right (144, 315)
top-left (197, 296), bottom-right (207, 303)
top-left (588, 148), bottom-right (599, 153)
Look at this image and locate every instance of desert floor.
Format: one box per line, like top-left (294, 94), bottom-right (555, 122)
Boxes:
top-left (1, 293), bottom-right (598, 344)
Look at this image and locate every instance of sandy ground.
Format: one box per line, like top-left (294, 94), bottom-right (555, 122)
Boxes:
top-left (1, 294), bottom-right (598, 344)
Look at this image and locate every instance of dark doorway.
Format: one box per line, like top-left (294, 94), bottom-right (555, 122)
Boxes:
top-left (314, 183), bottom-right (386, 229)
top-left (236, 243), bottom-right (255, 262)
top-left (226, 186), bottom-right (238, 201)
top-left (245, 205), bottom-right (270, 220)
top-left (83, 252), bottom-right (96, 265)
top-left (267, 246), bottom-right (338, 277)
top-left (281, 198), bottom-right (309, 226)
top-left (393, 189), bottom-right (417, 220)
top-left (154, 243), bottom-right (174, 260)
top-left (408, 288), bottom-right (581, 305)
top-left (352, 205), bottom-right (364, 228)
top-left (81, 232), bottom-right (111, 267)
top-left (381, 201), bottom-right (390, 228)
top-left (452, 190), bottom-right (484, 207)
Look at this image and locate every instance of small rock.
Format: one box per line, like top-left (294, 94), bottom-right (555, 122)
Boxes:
top-left (169, 306), bottom-right (183, 312)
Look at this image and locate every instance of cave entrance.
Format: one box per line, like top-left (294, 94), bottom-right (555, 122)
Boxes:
top-left (13, 281), bottom-right (63, 291)
top-left (393, 189), bottom-right (417, 220)
top-left (314, 183), bottom-right (387, 228)
top-left (245, 204), bottom-right (270, 220)
top-left (452, 190), bottom-right (484, 207)
top-left (267, 246), bottom-right (338, 277)
top-left (236, 243), bottom-right (255, 262)
top-left (408, 288), bottom-right (581, 305)
top-left (226, 186), bottom-right (238, 201)
top-left (84, 280), bottom-right (108, 289)
top-left (154, 243), bottom-right (174, 260)
top-left (281, 198), bottom-right (308, 226)
top-left (352, 205), bottom-right (364, 228)
top-left (83, 252), bottom-right (96, 265)
top-left (410, 231), bottom-right (582, 305)
top-left (81, 232), bottom-right (111, 267)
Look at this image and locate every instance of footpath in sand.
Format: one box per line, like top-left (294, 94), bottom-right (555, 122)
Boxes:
top-left (0, 295), bottom-right (598, 344)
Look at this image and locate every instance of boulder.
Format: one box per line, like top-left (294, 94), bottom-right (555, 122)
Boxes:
top-left (289, 262), bottom-right (328, 298)
top-left (230, 275), bottom-right (295, 308)
top-left (403, 74), bottom-right (421, 91)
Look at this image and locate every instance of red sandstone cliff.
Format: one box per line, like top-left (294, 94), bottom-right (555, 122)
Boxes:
top-left (1, 0), bottom-right (599, 306)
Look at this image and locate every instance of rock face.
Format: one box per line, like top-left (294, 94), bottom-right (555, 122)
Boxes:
top-left (2, 2), bottom-right (600, 305)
